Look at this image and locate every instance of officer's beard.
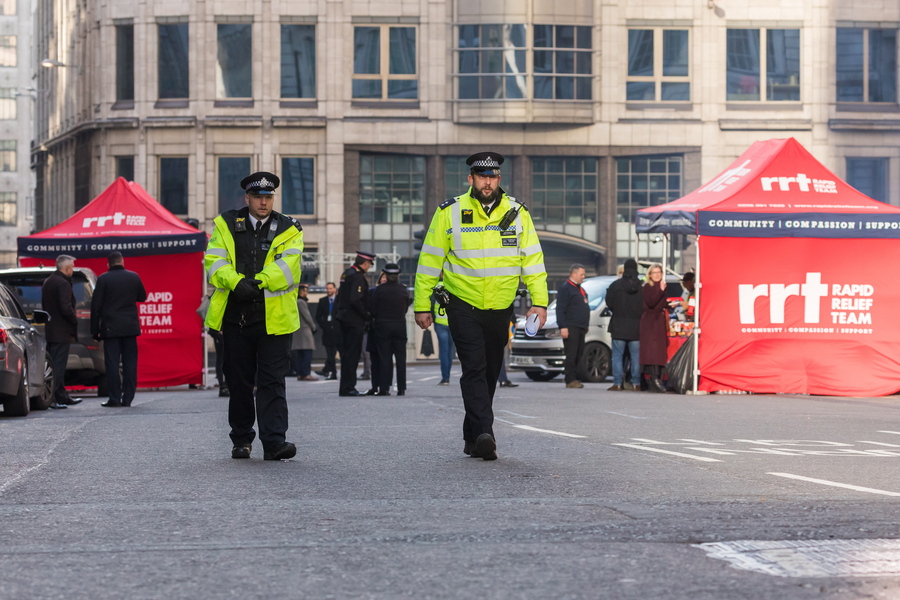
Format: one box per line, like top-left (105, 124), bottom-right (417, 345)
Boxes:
top-left (471, 185), bottom-right (502, 205)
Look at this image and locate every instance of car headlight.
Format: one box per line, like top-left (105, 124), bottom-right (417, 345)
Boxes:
top-left (543, 328), bottom-right (561, 339)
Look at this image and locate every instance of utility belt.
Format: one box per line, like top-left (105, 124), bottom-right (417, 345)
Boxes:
top-left (447, 292), bottom-right (513, 314)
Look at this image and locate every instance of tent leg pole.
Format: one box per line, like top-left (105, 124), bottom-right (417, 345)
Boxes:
top-left (692, 235), bottom-right (701, 395)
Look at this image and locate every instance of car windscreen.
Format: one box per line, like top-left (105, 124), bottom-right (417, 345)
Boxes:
top-left (547, 276), bottom-right (617, 312)
top-left (0, 273), bottom-right (92, 316)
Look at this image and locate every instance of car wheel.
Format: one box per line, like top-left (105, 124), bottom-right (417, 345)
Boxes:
top-left (577, 342), bottom-right (611, 383)
top-left (96, 374), bottom-right (109, 398)
top-left (3, 359), bottom-right (30, 417)
top-left (525, 371), bottom-right (559, 382)
top-left (30, 352), bottom-right (55, 411)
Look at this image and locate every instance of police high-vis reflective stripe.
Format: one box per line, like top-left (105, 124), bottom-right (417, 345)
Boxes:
top-left (414, 187), bottom-right (548, 312)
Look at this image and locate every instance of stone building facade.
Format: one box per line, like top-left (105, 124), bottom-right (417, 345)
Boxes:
top-left (31, 0), bottom-right (900, 285)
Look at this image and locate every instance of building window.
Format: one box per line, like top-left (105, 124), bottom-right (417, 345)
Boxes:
top-left (847, 157), bottom-right (889, 204)
top-left (457, 24), bottom-right (526, 99)
top-left (0, 192), bottom-right (15, 226)
top-left (281, 24), bottom-right (316, 99)
top-left (281, 157), bottom-right (315, 215)
top-left (531, 157), bottom-right (598, 242)
top-left (626, 29), bottom-right (689, 101)
top-left (116, 25), bottom-right (134, 101)
top-left (218, 156), bottom-right (251, 212)
top-left (0, 36), bottom-right (15, 67)
top-left (0, 0), bottom-right (15, 15)
top-left (359, 154), bottom-right (425, 277)
top-left (534, 25), bottom-right (592, 100)
top-left (116, 156), bottom-right (134, 181)
top-left (0, 140), bottom-right (15, 171)
top-left (159, 157), bottom-right (188, 214)
top-left (352, 25), bottom-right (417, 100)
top-left (0, 88), bottom-right (15, 120)
top-left (444, 156), bottom-right (516, 197)
top-left (616, 155), bottom-right (683, 258)
top-left (217, 24), bottom-right (252, 99)
top-left (727, 29), bottom-right (800, 102)
top-left (836, 28), bottom-right (897, 104)
top-left (159, 23), bottom-right (189, 99)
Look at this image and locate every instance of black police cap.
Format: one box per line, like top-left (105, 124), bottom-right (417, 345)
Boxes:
top-left (240, 171), bottom-right (280, 195)
top-left (466, 152), bottom-right (504, 176)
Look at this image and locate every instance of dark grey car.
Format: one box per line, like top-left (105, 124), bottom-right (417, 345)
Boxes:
top-left (0, 267), bottom-right (107, 396)
top-left (0, 283), bottom-right (54, 416)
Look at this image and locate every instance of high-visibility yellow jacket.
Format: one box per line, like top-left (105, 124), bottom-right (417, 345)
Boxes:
top-left (414, 188), bottom-right (548, 312)
top-left (204, 211), bottom-right (304, 334)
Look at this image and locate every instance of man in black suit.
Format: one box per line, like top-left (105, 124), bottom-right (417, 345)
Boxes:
top-left (335, 251), bottom-right (375, 396)
top-left (314, 281), bottom-right (340, 380)
top-left (40, 254), bottom-right (83, 409)
top-left (91, 251), bottom-right (147, 407)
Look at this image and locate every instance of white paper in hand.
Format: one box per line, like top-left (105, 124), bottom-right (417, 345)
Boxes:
top-left (524, 313), bottom-right (540, 337)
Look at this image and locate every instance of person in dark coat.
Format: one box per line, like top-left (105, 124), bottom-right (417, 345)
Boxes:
top-left (605, 259), bottom-right (644, 391)
top-left (369, 263), bottom-right (411, 396)
top-left (314, 281), bottom-right (340, 380)
top-left (40, 254), bottom-right (83, 409)
top-left (292, 284), bottom-right (318, 380)
top-left (90, 251), bottom-right (147, 407)
top-left (555, 263), bottom-right (590, 389)
top-left (639, 262), bottom-right (669, 393)
top-left (335, 251), bottom-right (375, 396)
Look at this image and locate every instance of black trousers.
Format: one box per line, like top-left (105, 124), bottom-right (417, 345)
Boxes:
top-left (47, 342), bottom-right (71, 403)
top-left (104, 336), bottom-right (138, 406)
top-left (447, 295), bottom-right (512, 443)
top-left (338, 321), bottom-right (366, 395)
top-left (323, 341), bottom-right (337, 375)
top-left (375, 320), bottom-right (407, 393)
top-left (222, 322), bottom-right (291, 450)
top-left (562, 326), bottom-right (586, 383)
top-left (210, 329), bottom-right (225, 388)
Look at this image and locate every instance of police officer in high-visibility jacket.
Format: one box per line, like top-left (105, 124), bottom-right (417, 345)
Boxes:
top-left (204, 171), bottom-right (304, 462)
top-left (414, 152), bottom-right (548, 461)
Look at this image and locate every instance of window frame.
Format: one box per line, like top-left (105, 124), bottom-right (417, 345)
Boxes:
top-left (216, 156), bottom-right (253, 213)
top-left (0, 140), bottom-right (15, 172)
top-left (216, 22), bottom-right (253, 100)
top-left (280, 23), bottom-right (317, 100)
top-left (625, 27), bottom-right (691, 103)
top-left (158, 22), bottom-right (190, 100)
top-left (158, 156), bottom-right (189, 215)
top-left (0, 191), bottom-right (15, 226)
top-left (351, 24), bottom-right (418, 102)
top-left (836, 27), bottom-right (898, 105)
top-left (279, 155), bottom-right (316, 217)
top-left (726, 27), bottom-right (801, 104)
top-left (846, 157), bottom-right (890, 204)
top-left (116, 24), bottom-right (135, 102)
top-left (0, 87), bottom-right (15, 120)
top-left (0, 35), bottom-right (16, 67)
top-left (533, 24), bottom-right (593, 101)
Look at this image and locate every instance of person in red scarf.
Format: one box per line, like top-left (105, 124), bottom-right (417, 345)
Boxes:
top-left (555, 264), bottom-right (590, 389)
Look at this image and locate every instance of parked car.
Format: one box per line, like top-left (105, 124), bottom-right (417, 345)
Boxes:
top-left (509, 274), bottom-right (684, 383)
top-left (0, 282), bottom-right (54, 416)
top-left (0, 267), bottom-right (107, 396)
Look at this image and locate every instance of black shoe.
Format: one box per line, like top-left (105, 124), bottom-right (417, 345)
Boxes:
top-left (365, 388), bottom-right (378, 396)
top-left (327, 373), bottom-right (337, 381)
top-left (438, 379), bottom-right (450, 386)
top-left (339, 390), bottom-right (361, 397)
top-left (463, 441), bottom-right (475, 456)
top-left (499, 381), bottom-right (518, 388)
top-left (473, 433), bottom-right (498, 461)
top-left (218, 387), bottom-right (230, 398)
top-left (264, 442), bottom-right (297, 461)
top-left (231, 444), bottom-right (252, 459)
top-left (397, 390), bottom-right (405, 396)
top-left (376, 390), bottom-right (390, 396)
top-left (359, 374), bottom-right (370, 381)
top-left (63, 397), bottom-right (83, 405)
top-left (49, 402), bottom-right (68, 409)
top-left (315, 369), bottom-right (327, 376)
top-left (101, 401), bottom-right (122, 407)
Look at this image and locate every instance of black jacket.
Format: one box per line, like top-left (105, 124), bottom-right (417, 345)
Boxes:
top-left (315, 294), bottom-right (341, 345)
top-left (91, 264), bottom-right (148, 339)
top-left (41, 269), bottom-right (78, 343)
top-left (606, 274), bottom-right (644, 341)
top-left (335, 265), bottom-right (370, 326)
top-left (555, 279), bottom-right (590, 329)
top-left (369, 281), bottom-right (411, 322)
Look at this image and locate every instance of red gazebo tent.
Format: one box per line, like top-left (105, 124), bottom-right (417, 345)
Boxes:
top-left (637, 138), bottom-right (900, 396)
top-left (18, 177), bottom-right (207, 388)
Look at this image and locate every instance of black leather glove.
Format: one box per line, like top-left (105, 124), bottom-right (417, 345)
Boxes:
top-left (233, 278), bottom-right (262, 302)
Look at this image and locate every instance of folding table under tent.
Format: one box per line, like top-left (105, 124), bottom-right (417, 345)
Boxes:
top-left (17, 177), bottom-right (207, 389)
top-left (636, 138), bottom-right (900, 397)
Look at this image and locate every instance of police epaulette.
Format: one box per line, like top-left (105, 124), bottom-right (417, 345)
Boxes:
top-left (290, 217), bottom-right (303, 231)
top-left (508, 197), bottom-right (529, 212)
top-left (439, 197), bottom-right (458, 210)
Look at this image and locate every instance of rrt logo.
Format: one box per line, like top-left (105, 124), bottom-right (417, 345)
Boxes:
top-left (759, 173), bottom-right (837, 194)
top-left (82, 212), bottom-right (147, 227)
top-left (738, 273), bottom-right (875, 326)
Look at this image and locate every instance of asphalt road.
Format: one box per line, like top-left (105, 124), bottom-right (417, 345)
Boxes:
top-left (3, 366), bottom-right (900, 599)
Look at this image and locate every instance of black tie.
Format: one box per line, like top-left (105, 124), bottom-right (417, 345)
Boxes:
top-left (255, 220), bottom-right (263, 234)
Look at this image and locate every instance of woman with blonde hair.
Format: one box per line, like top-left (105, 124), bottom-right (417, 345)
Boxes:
top-left (639, 263), bottom-right (668, 393)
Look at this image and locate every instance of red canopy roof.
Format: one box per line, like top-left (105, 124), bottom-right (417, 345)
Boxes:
top-left (18, 178), bottom-right (207, 258)
top-left (636, 138), bottom-right (900, 238)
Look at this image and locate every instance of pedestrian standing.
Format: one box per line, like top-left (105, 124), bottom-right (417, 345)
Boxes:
top-left (292, 284), bottom-right (318, 381)
top-left (335, 251), bottom-right (375, 396)
top-left (640, 262), bottom-right (669, 393)
top-left (606, 259), bottom-right (643, 391)
top-left (431, 285), bottom-right (455, 385)
top-left (204, 171), bottom-right (304, 460)
top-left (414, 151), bottom-right (548, 461)
top-left (314, 282), bottom-right (340, 380)
top-left (40, 254), bottom-right (83, 409)
top-left (369, 263), bottom-right (410, 396)
top-left (363, 271), bottom-right (387, 396)
top-left (556, 263), bottom-right (590, 389)
top-left (90, 251), bottom-right (147, 407)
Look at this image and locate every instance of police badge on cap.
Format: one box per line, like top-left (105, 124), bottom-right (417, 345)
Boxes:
top-left (240, 171), bottom-right (281, 195)
top-left (466, 152), bottom-right (504, 176)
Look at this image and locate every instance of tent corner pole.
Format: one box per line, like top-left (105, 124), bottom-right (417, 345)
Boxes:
top-left (691, 234), bottom-right (701, 395)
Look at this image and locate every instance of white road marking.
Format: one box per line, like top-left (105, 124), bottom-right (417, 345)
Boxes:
top-left (512, 425), bottom-right (586, 439)
top-left (768, 472), bottom-right (900, 497)
top-left (603, 411), bottom-right (648, 420)
top-left (859, 440), bottom-right (900, 448)
top-left (878, 430), bottom-right (900, 436)
top-left (494, 410), bottom-right (538, 419)
top-left (418, 376), bottom-right (439, 382)
top-left (679, 439), bottom-right (725, 445)
top-left (613, 443), bottom-right (721, 462)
